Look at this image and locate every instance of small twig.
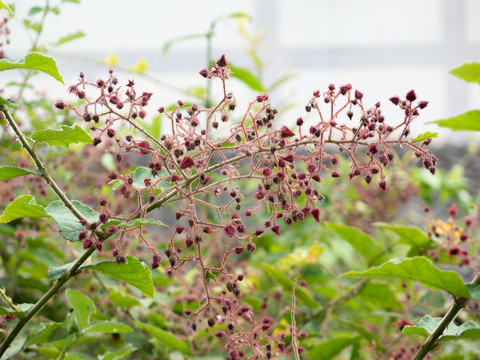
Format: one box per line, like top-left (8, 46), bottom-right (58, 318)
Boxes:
top-left (0, 288), bottom-right (20, 311)
top-left (291, 279), bottom-right (300, 360)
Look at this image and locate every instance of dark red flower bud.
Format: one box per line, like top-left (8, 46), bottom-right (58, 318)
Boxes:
top-left (262, 168), bottom-right (272, 176)
top-left (224, 225), bottom-right (235, 237)
top-left (255, 229), bottom-right (264, 237)
top-left (331, 171), bottom-right (340, 178)
top-left (55, 102), bottom-right (65, 109)
top-left (406, 90), bottom-right (417, 102)
top-left (389, 96), bottom-right (400, 105)
top-left (108, 171), bottom-right (118, 180)
top-left (448, 203), bottom-right (458, 216)
top-left (271, 224), bottom-right (280, 235)
top-left (379, 181), bottom-right (387, 191)
top-left (107, 128), bottom-right (115, 137)
top-left (368, 143), bottom-right (379, 155)
top-left (418, 101), bottom-right (428, 109)
top-left (355, 89), bottom-right (363, 100)
top-left (93, 137), bottom-right (102, 146)
top-left (106, 225), bottom-right (117, 233)
top-left (234, 246), bottom-right (244, 255)
top-left (139, 110), bottom-right (146, 119)
top-left (216, 54), bottom-right (227, 67)
top-left (179, 156), bottom-right (195, 169)
top-left (280, 126), bottom-right (295, 138)
top-left (246, 242), bottom-right (256, 252)
top-left (78, 230), bottom-right (88, 241)
top-left (296, 117), bottom-right (304, 126)
top-left (311, 208), bottom-right (321, 223)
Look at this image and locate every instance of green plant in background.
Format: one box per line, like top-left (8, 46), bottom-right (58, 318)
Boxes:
top-left (0, 2), bottom-right (480, 360)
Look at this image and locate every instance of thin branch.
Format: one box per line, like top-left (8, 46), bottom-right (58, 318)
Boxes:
top-left (413, 275), bottom-right (480, 360)
top-left (291, 279), bottom-right (300, 360)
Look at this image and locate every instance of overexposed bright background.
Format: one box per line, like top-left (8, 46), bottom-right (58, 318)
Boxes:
top-left (4, 0), bottom-right (480, 143)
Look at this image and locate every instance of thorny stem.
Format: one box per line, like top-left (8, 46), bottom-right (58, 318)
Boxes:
top-left (413, 275), bottom-right (480, 360)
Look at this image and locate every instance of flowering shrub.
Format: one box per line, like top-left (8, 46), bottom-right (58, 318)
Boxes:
top-left (1, 2), bottom-right (480, 360)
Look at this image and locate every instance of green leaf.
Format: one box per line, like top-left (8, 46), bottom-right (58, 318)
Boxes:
top-left (32, 124), bottom-right (92, 147)
top-left (0, 337), bottom-right (26, 360)
top-left (84, 321), bottom-right (132, 334)
top-left (108, 291), bottom-right (141, 308)
top-left (262, 263), bottom-right (319, 308)
top-left (53, 30), bottom-right (86, 46)
top-left (432, 110), bottom-right (480, 131)
top-left (48, 261), bottom-right (76, 281)
top-left (0, 166), bottom-right (41, 181)
top-left (136, 323), bottom-right (193, 356)
top-left (0, 303), bottom-right (33, 317)
top-left (0, 1), bottom-right (12, 14)
top-left (358, 282), bottom-right (403, 309)
top-left (376, 224), bottom-right (431, 248)
top-left (340, 257), bottom-right (470, 298)
top-left (119, 218), bottom-right (167, 228)
top-left (230, 65), bottom-right (264, 92)
top-left (130, 166), bottom-right (169, 190)
top-left (45, 200), bottom-right (99, 242)
top-left (206, 271), bottom-right (217, 285)
top-left (98, 344), bottom-right (137, 360)
top-left (27, 6), bottom-right (43, 16)
top-left (450, 62), bottom-right (480, 84)
top-left (0, 96), bottom-right (18, 108)
top-left (326, 222), bottom-right (383, 263)
top-left (65, 289), bottom-right (95, 331)
top-left (162, 33), bottom-right (206, 54)
top-left (467, 284), bottom-right (480, 301)
top-left (0, 52), bottom-right (63, 83)
top-left (308, 336), bottom-right (360, 360)
top-left (436, 355), bottom-right (464, 360)
top-left (26, 322), bottom-right (62, 346)
top-left (82, 255), bottom-right (154, 298)
top-left (403, 315), bottom-right (480, 341)
top-left (410, 131), bottom-right (438, 143)
top-left (0, 195), bottom-right (47, 223)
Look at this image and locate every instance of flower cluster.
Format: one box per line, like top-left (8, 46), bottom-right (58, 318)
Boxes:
top-left (56, 54), bottom-right (437, 358)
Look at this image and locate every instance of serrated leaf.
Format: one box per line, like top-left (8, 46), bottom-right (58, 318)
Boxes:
top-left (0, 96), bottom-right (18, 108)
top-left (376, 224), bottom-right (431, 248)
top-left (308, 336), bottom-right (360, 360)
top-left (0, 303), bottom-right (33, 317)
top-left (262, 263), bottom-right (319, 308)
top-left (97, 344), bottom-right (137, 360)
top-left (45, 200), bottom-right (99, 242)
top-left (0, 195), bottom-right (47, 223)
top-left (108, 291), bottom-right (141, 308)
top-left (326, 222), bottom-right (383, 263)
top-left (403, 315), bottom-right (480, 341)
top-left (410, 131), bottom-right (438, 143)
top-left (341, 257), bottom-right (470, 298)
top-left (162, 33), bottom-right (206, 54)
top-left (431, 110), bottom-right (480, 131)
top-left (65, 289), bottom-right (95, 331)
top-left (53, 30), bottom-right (86, 46)
top-left (0, 337), bottom-right (26, 360)
top-left (230, 65), bottom-right (264, 92)
top-left (0, 166), bottom-right (41, 181)
top-left (0, 52), bottom-right (63, 83)
top-left (32, 124), bottom-right (92, 147)
top-left (48, 260), bottom-right (76, 281)
top-left (84, 321), bottom-right (132, 334)
top-left (450, 62), bottom-right (480, 84)
top-left (0, 1), bottom-right (12, 13)
top-left (136, 323), bottom-right (193, 356)
top-left (82, 255), bottom-right (154, 298)
top-left (129, 57), bottom-right (148, 73)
